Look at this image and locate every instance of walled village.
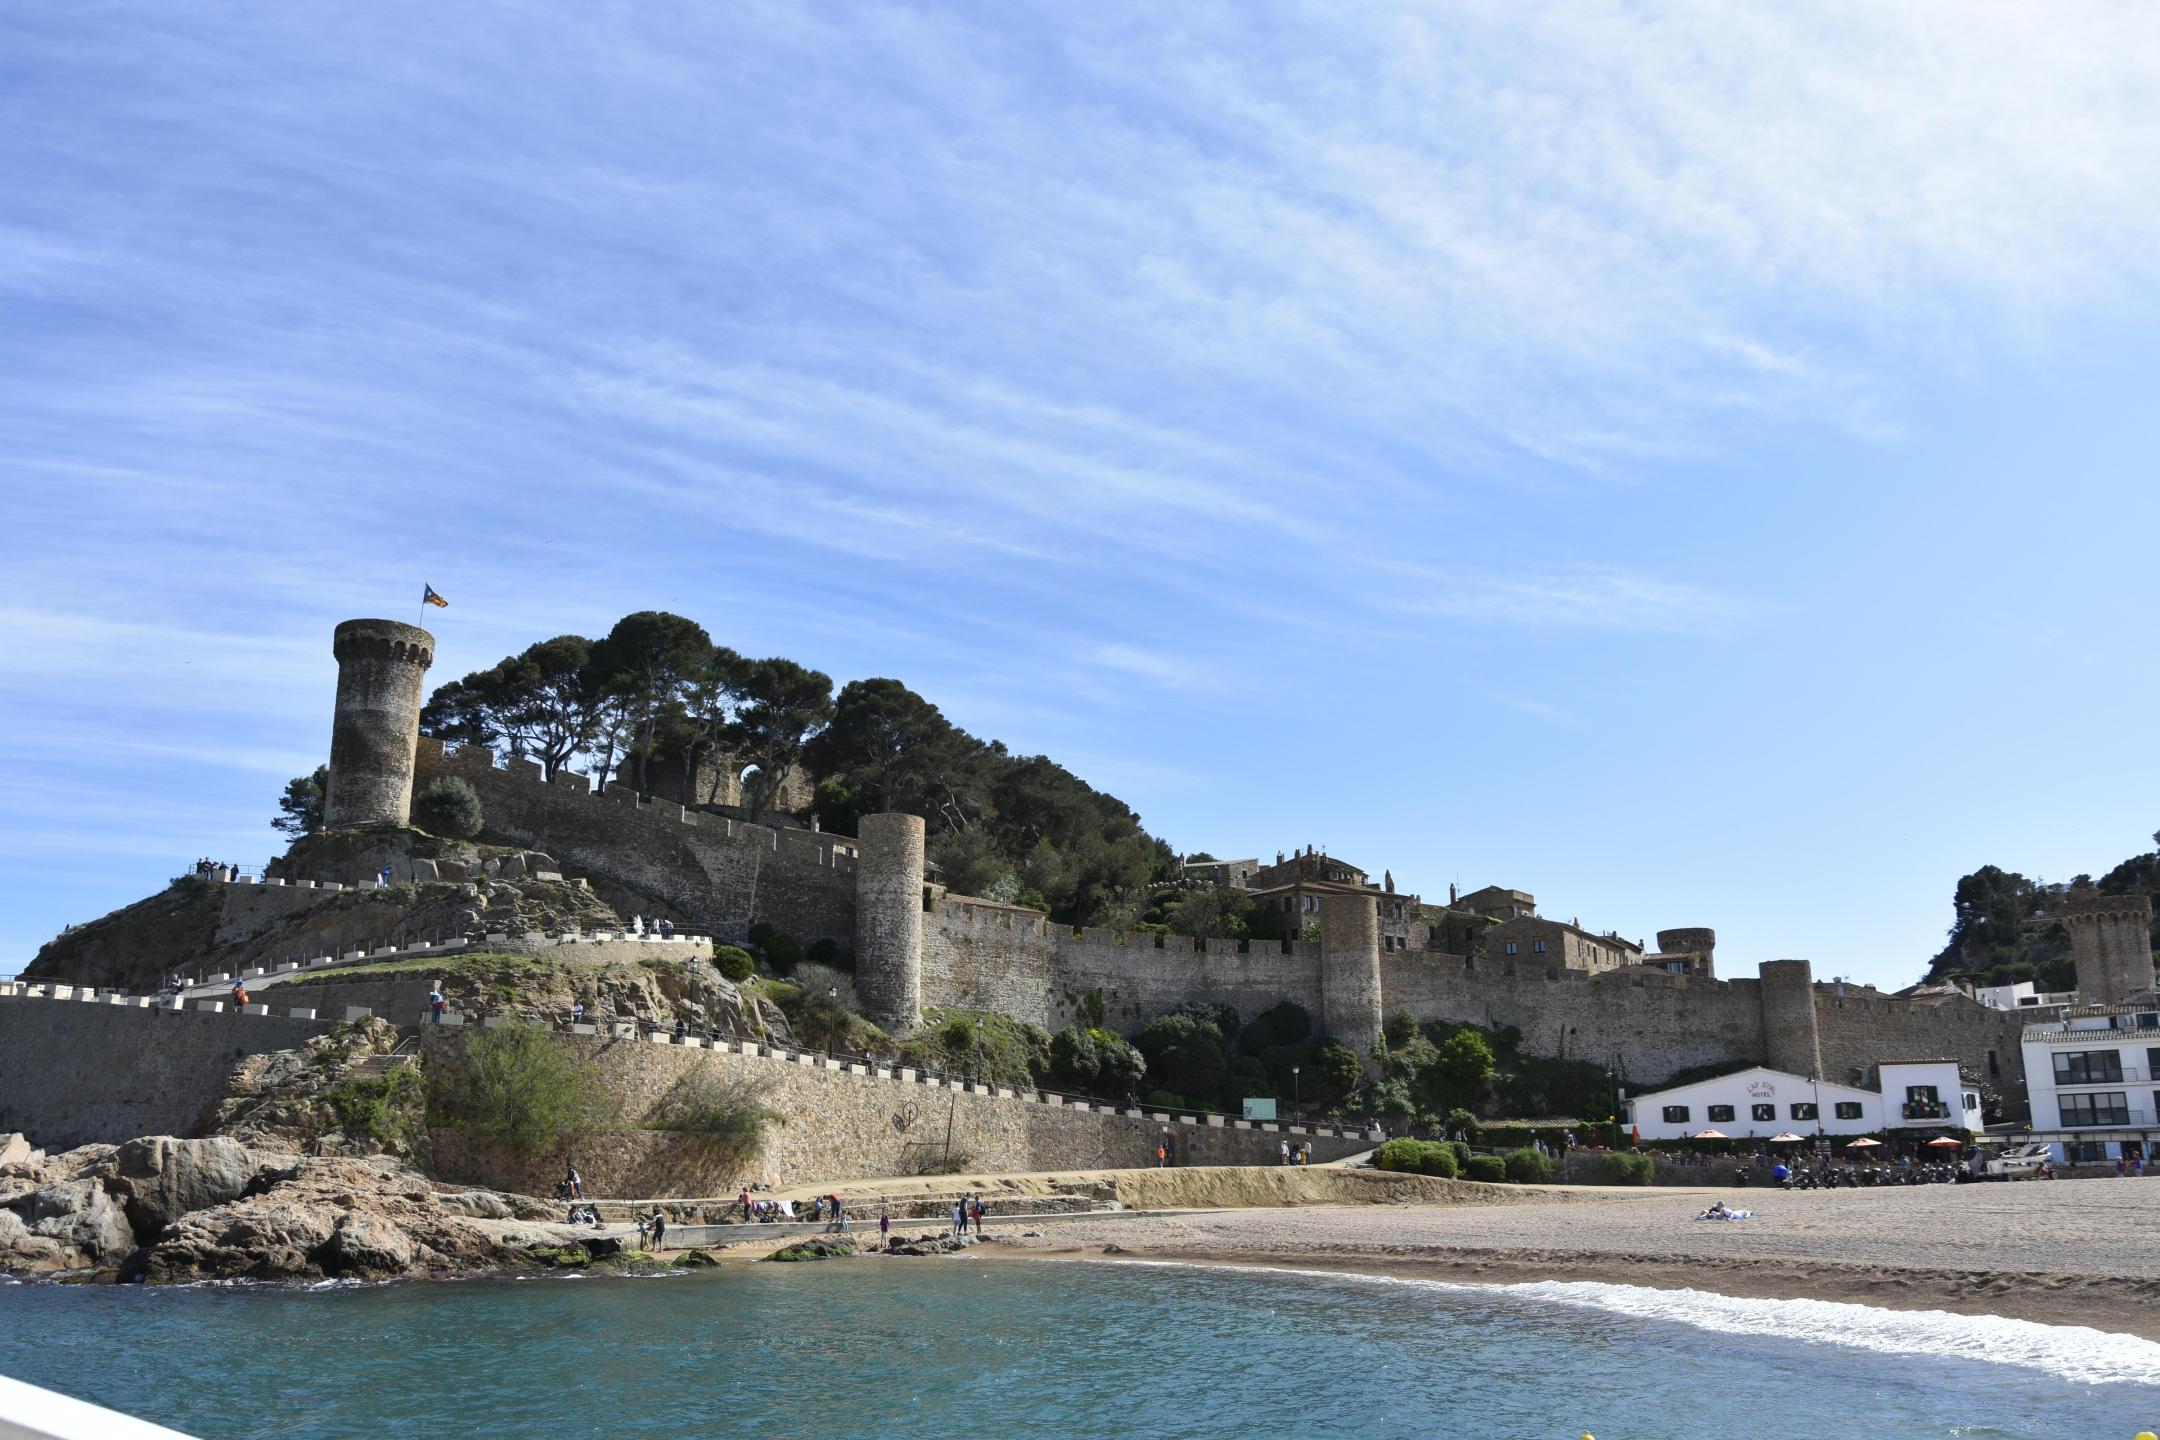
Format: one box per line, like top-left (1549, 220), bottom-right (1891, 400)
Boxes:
top-left (3, 616), bottom-right (2154, 1285)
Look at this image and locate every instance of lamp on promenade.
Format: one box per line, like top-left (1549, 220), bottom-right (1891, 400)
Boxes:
top-left (1291, 1065), bottom-right (1301, 1118)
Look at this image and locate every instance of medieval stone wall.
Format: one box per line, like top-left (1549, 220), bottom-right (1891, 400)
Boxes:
top-left (420, 1029), bottom-right (1369, 1196)
top-left (920, 900), bottom-right (1328, 1032)
top-left (1812, 987), bottom-right (2035, 1109)
top-left (0, 995), bottom-right (333, 1149)
top-left (1378, 953), bottom-right (1771, 1084)
top-left (412, 738), bottom-right (854, 946)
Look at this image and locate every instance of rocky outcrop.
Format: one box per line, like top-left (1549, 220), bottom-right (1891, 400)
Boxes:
top-left (0, 1130), bottom-right (590, 1284)
top-left (26, 829), bottom-right (623, 993)
top-left (883, 1231), bottom-right (979, 1257)
top-left (110, 1136), bottom-right (263, 1233)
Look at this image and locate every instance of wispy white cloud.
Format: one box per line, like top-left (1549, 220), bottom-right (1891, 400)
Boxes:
top-left (3, 3), bottom-right (2158, 983)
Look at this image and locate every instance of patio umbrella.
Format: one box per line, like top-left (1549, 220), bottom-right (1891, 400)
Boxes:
top-left (1768, 1132), bottom-right (1805, 1143)
top-left (1843, 1137), bottom-right (1883, 1148)
top-left (1925, 1136), bottom-right (1964, 1149)
top-left (1692, 1129), bottom-right (1728, 1139)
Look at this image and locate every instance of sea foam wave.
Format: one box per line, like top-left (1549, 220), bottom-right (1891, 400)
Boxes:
top-left (1109, 1261), bottom-right (2160, 1386)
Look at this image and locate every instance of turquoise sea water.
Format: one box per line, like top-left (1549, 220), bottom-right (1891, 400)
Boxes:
top-left (2, 1261), bottom-right (2156, 1439)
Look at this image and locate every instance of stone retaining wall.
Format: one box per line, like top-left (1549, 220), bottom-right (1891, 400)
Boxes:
top-left (421, 1028), bottom-right (1370, 1197)
top-left (0, 990), bottom-right (334, 1149)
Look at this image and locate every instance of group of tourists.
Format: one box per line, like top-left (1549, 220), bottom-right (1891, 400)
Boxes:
top-left (192, 859), bottom-right (241, 881)
top-left (1276, 1140), bottom-right (1315, 1166)
top-left (951, 1198), bottom-right (986, 1235)
top-left (626, 915), bottom-right (677, 938)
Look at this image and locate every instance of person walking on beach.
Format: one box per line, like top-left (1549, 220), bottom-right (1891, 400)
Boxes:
top-left (952, 1201), bottom-right (966, 1236)
top-left (649, 1210), bottom-right (666, 1249)
top-left (879, 1209), bottom-right (891, 1251)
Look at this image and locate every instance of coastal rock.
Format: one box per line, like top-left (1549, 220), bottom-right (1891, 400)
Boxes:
top-left (8, 1180), bottom-right (136, 1264)
top-left (884, 1232), bottom-right (976, 1258)
top-left (0, 1133), bottom-right (33, 1171)
top-left (0, 1208), bottom-right (65, 1269)
top-left (321, 1214), bottom-right (419, 1275)
top-left (140, 1200), bottom-right (341, 1282)
top-left (111, 1136), bottom-right (263, 1235)
top-left (436, 1190), bottom-right (515, 1220)
top-left (768, 1235), bottom-right (859, 1262)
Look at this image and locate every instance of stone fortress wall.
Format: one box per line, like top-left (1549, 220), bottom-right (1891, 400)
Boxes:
top-left (422, 1029), bottom-right (1371, 1198)
top-left (411, 736), bottom-right (856, 947)
top-left (398, 741), bottom-right (2047, 1100)
top-left (314, 616), bottom-right (2117, 1110)
top-left (0, 987), bottom-right (334, 1149)
top-left (0, 984), bottom-right (1368, 1192)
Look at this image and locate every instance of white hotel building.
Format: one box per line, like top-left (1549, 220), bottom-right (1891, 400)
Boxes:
top-left (2019, 1002), bottom-right (2160, 1164)
top-left (1620, 1060), bottom-right (1978, 1143)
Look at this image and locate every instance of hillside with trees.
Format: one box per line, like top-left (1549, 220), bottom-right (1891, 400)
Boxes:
top-left (1921, 831), bottom-right (2160, 992)
top-left (408, 611), bottom-right (1176, 929)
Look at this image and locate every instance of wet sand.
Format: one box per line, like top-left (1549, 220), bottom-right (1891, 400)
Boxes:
top-left (979, 1179), bottom-right (2160, 1340)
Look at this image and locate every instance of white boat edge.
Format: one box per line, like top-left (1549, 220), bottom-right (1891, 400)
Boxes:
top-left (0, 1373), bottom-right (198, 1440)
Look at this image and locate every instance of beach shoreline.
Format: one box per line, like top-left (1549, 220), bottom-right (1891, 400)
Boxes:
top-left (980, 1239), bottom-right (2160, 1341)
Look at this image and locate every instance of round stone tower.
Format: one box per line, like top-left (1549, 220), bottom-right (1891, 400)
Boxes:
top-left (1757, 958), bottom-right (1823, 1078)
top-left (2057, 891), bottom-right (2157, 1005)
top-left (1318, 891), bottom-right (1384, 1066)
top-left (853, 813), bottom-right (926, 1031)
top-left (1657, 927), bottom-right (1717, 977)
top-left (324, 619), bottom-right (435, 830)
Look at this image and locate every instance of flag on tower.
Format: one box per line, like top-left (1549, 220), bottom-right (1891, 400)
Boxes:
top-left (422, 585), bottom-right (449, 609)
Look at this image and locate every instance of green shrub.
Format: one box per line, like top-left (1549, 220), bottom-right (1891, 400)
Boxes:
top-left (1374, 1138), bottom-right (1424, 1173)
top-left (648, 1066), bottom-right (782, 1160)
top-left (1465, 1154), bottom-right (1507, 1183)
top-left (711, 945), bottom-right (755, 983)
top-left (413, 777), bottom-right (484, 839)
top-left (428, 1021), bottom-right (616, 1156)
top-left (1503, 1147), bottom-right (1555, 1184)
top-left (898, 1009), bottom-right (1054, 1092)
top-left (1144, 1090), bottom-right (1186, 1110)
top-left (746, 921), bottom-right (802, 973)
top-left (804, 937), bottom-right (854, 972)
top-left (328, 1063), bottom-right (425, 1152)
top-left (1374, 1139), bottom-right (1459, 1178)
top-left (1443, 1139), bottom-right (1471, 1170)
top-left (1444, 1108), bottom-right (1479, 1141)
top-left (1046, 1025), bottom-right (1146, 1096)
top-left (1596, 1152), bottom-right (1655, 1187)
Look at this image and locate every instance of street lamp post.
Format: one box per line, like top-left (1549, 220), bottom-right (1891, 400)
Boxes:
top-left (1292, 1065), bottom-right (1302, 1119)
top-left (826, 985), bottom-right (838, 1060)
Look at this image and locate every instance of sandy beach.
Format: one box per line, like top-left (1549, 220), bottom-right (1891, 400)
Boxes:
top-left (974, 1178), bottom-right (2160, 1340)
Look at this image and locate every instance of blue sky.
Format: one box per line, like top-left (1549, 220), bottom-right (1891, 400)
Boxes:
top-left (4, 4), bottom-right (2157, 985)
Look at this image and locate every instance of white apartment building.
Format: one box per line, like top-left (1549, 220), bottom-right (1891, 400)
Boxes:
top-left (1621, 1060), bottom-right (1977, 1143)
top-left (2020, 1003), bottom-right (2160, 1163)
top-left (1972, 980), bottom-right (2079, 1011)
